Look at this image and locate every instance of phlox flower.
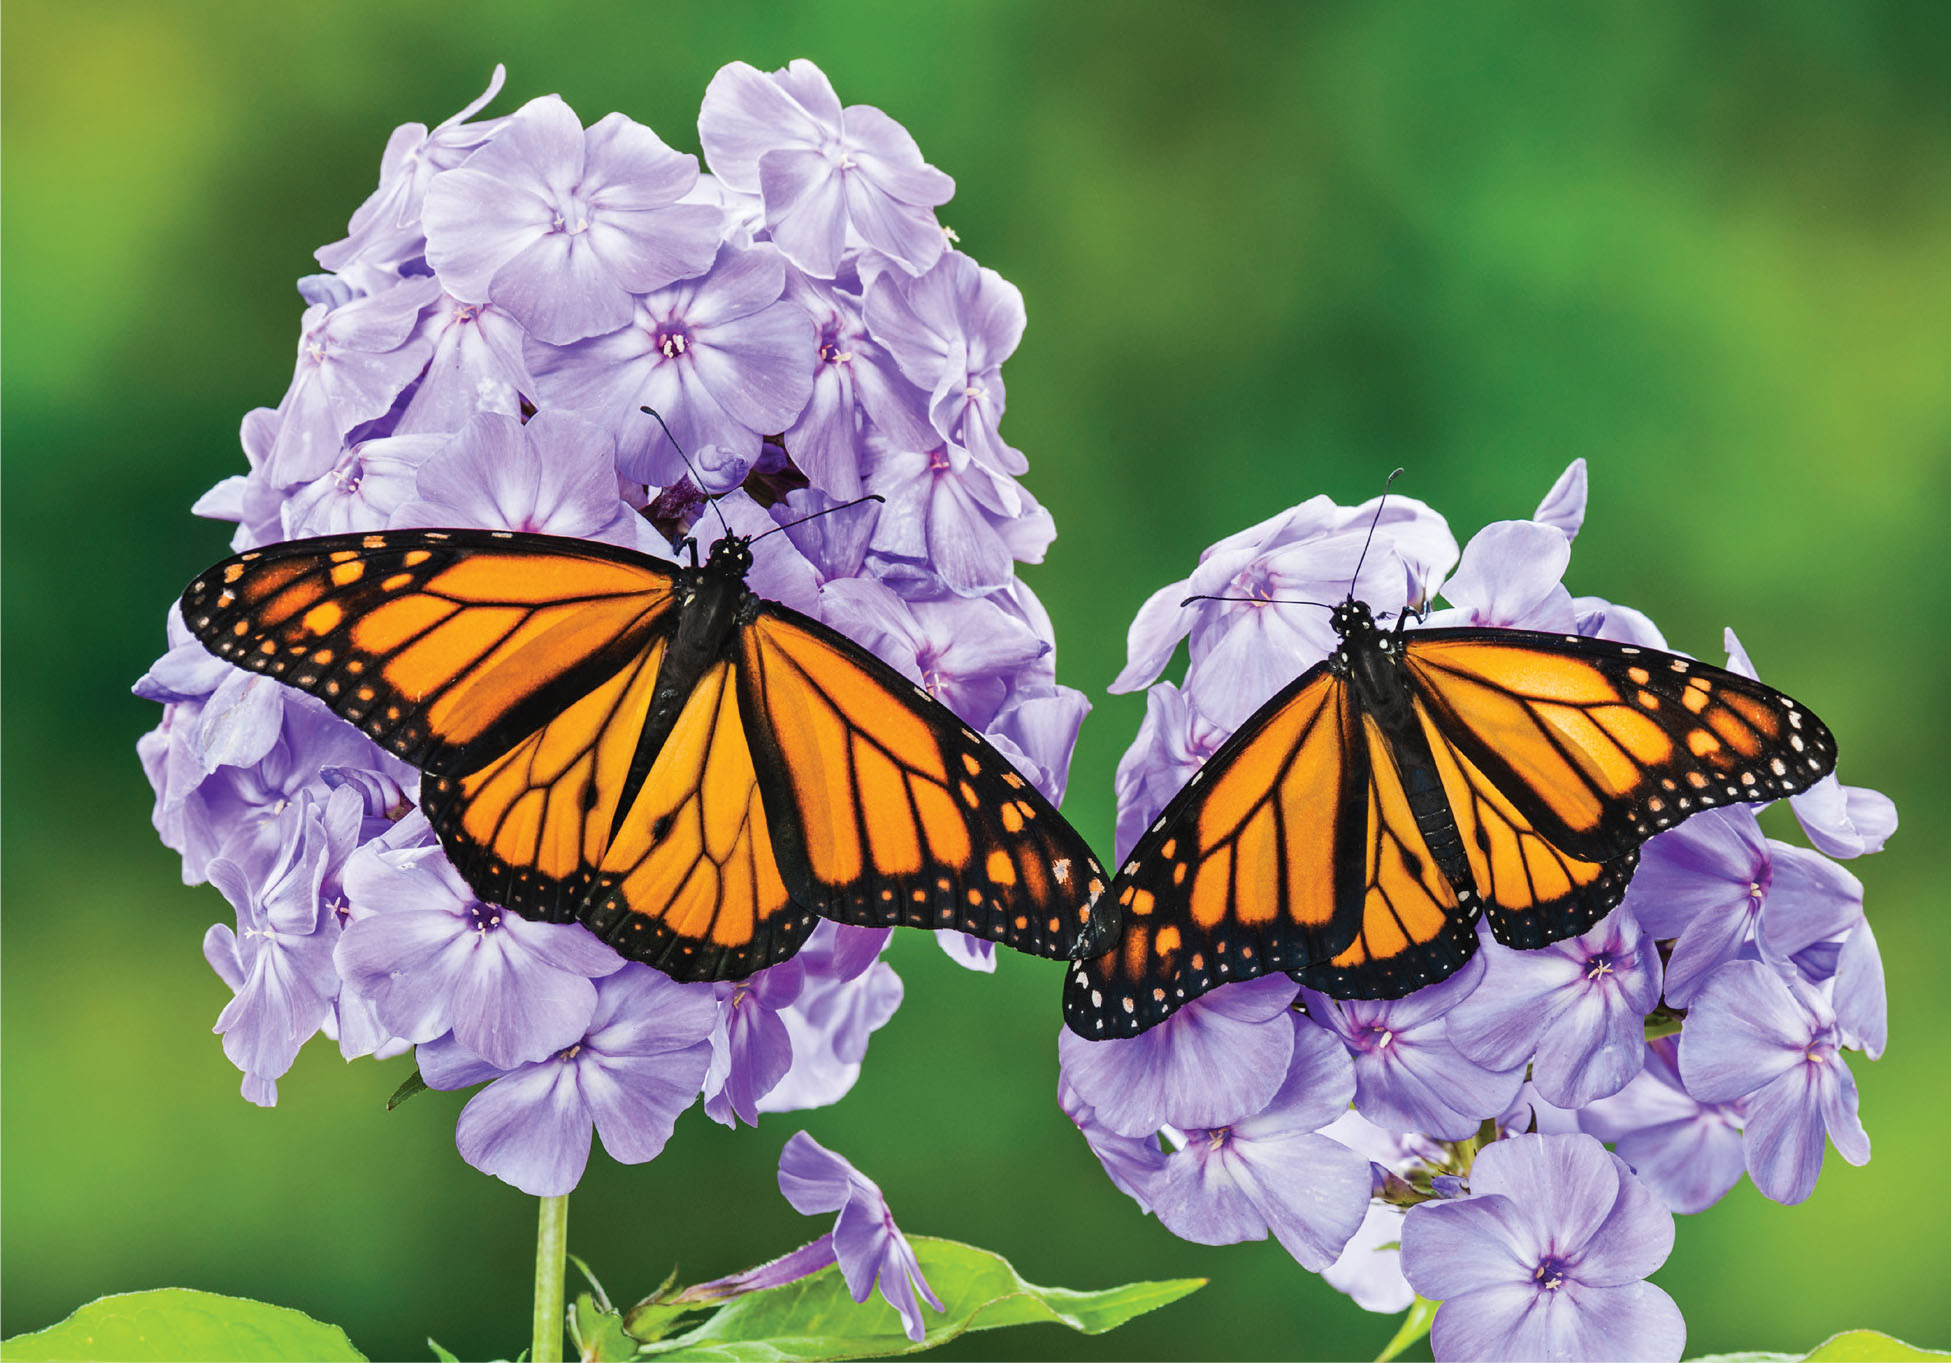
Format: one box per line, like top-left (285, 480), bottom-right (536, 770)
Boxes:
top-left (203, 786), bottom-right (363, 1105)
top-left (1301, 955), bottom-right (1525, 1141)
top-left (1401, 1133), bottom-right (1685, 1362)
top-left (1148, 1014), bottom-right (1371, 1271)
top-left (1677, 959), bottom-right (1869, 1205)
top-left (419, 964), bottom-right (716, 1196)
top-left (335, 819), bottom-right (623, 1069)
top-left (1623, 806), bottom-right (1862, 1006)
top-left (1446, 910), bottom-right (1662, 1108)
top-left (1578, 1037), bottom-right (1746, 1215)
top-left (527, 242), bottom-right (814, 488)
top-left (774, 1132), bottom-right (944, 1342)
top-left (1058, 975), bottom-right (1300, 1138)
top-left (700, 60), bottom-right (954, 280)
top-left (423, 94), bottom-right (722, 344)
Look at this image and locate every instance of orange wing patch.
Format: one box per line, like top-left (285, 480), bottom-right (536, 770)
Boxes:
top-left (580, 661), bottom-right (814, 980)
top-left (1406, 632), bottom-right (1836, 861)
top-left (1288, 716), bottom-right (1478, 998)
top-left (739, 609), bottom-right (1109, 961)
top-left (1416, 699), bottom-right (1635, 950)
top-left (1065, 668), bottom-right (1368, 1036)
top-left (183, 531), bottom-right (675, 771)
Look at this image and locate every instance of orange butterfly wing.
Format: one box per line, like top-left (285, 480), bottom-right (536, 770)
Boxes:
top-left (738, 607), bottom-right (1116, 960)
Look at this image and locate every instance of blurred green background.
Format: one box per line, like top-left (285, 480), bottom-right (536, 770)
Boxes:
top-left (5, 2), bottom-right (1947, 1359)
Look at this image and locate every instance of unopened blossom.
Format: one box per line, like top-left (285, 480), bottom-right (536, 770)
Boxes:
top-left (1401, 1133), bottom-right (1685, 1362)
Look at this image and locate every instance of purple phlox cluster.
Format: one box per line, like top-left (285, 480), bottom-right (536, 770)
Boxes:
top-left (680, 1132), bottom-right (943, 1342)
top-left (140, 60), bottom-right (1084, 1192)
top-left (1401, 1132), bottom-right (1685, 1362)
top-left (1065, 462), bottom-right (1892, 1343)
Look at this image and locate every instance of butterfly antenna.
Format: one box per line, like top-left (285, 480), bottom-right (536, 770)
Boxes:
top-left (640, 406), bottom-right (732, 541)
top-left (751, 494), bottom-right (887, 544)
top-left (1347, 467), bottom-right (1404, 599)
top-left (1180, 593), bottom-right (1334, 610)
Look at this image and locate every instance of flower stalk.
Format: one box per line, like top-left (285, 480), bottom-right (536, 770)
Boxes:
top-left (533, 1193), bottom-right (569, 1363)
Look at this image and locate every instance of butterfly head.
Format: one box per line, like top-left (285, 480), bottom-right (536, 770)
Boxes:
top-left (1330, 597), bottom-right (1379, 641)
top-left (702, 533), bottom-right (755, 580)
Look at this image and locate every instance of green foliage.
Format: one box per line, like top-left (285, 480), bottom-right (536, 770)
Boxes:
top-left (0, 1289), bottom-right (365, 1362)
top-left (570, 1236), bottom-right (1202, 1362)
top-left (1802, 1329), bottom-right (1951, 1361)
top-left (1373, 1296), bottom-right (1438, 1363)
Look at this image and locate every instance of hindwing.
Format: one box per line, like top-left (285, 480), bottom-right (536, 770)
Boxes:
top-left (739, 607), bottom-right (1116, 961)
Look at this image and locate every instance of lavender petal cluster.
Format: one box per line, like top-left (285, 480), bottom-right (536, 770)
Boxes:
top-left (1061, 461), bottom-right (1892, 1360)
top-left (137, 61), bottom-right (1086, 1195)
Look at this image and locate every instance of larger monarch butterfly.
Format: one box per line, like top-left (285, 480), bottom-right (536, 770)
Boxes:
top-left (180, 523), bottom-right (1114, 982)
top-left (1064, 503), bottom-right (1838, 1039)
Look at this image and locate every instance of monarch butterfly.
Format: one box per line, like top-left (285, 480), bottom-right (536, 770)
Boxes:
top-left (180, 525), bottom-right (1114, 981)
top-left (1064, 538), bottom-right (1838, 1038)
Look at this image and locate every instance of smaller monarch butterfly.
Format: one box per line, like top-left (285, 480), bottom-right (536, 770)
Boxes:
top-left (181, 511), bottom-right (1115, 983)
top-left (1064, 488), bottom-right (1838, 1038)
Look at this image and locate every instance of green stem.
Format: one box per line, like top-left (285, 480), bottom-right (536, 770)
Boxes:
top-left (1374, 1295), bottom-right (1439, 1363)
top-left (533, 1194), bottom-right (570, 1363)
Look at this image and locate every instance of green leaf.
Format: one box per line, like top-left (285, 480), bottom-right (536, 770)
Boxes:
top-left (0, 1289), bottom-right (365, 1361)
top-left (1374, 1296), bottom-right (1438, 1363)
top-left (428, 1341), bottom-right (461, 1363)
top-left (637, 1236), bottom-right (1202, 1361)
top-left (570, 1293), bottom-right (645, 1363)
top-left (386, 1067), bottom-right (429, 1111)
top-left (1802, 1330), bottom-right (1951, 1361)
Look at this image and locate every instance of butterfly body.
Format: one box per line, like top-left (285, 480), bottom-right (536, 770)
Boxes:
top-left (1065, 594), bottom-right (1833, 1038)
top-left (182, 527), bottom-right (1114, 983)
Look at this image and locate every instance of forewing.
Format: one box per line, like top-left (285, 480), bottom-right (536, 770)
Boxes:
top-left (737, 606), bottom-right (1113, 961)
top-left (1286, 714), bottom-right (1481, 1000)
top-left (1413, 698), bottom-right (1637, 950)
top-left (1064, 666), bottom-right (1368, 1037)
top-left (180, 530), bottom-right (677, 773)
top-left (1403, 630), bottom-right (1837, 862)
